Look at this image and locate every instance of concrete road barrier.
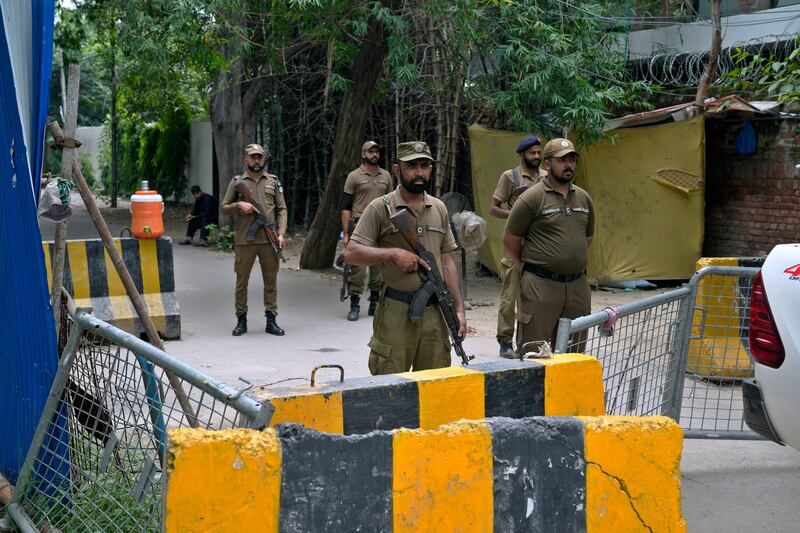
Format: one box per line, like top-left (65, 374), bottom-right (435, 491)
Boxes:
top-left (688, 257), bottom-right (763, 379)
top-left (43, 237), bottom-right (180, 339)
top-left (259, 355), bottom-right (605, 434)
top-left (165, 416), bottom-right (685, 532)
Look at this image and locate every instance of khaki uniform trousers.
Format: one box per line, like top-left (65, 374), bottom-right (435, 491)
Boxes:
top-left (516, 271), bottom-right (590, 352)
top-left (234, 243), bottom-right (279, 316)
top-left (348, 263), bottom-right (383, 296)
top-left (496, 256), bottom-right (520, 343)
top-left (367, 294), bottom-right (451, 375)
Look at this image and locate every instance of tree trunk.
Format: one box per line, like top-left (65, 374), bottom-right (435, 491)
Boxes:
top-left (300, 1), bottom-right (397, 269)
top-left (694, 0), bottom-right (721, 106)
top-left (211, 50), bottom-right (244, 215)
top-left (210, 46), bottom-right (266, 224)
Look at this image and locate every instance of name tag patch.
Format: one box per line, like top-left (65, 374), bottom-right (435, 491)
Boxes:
top-left (425, 225), bottom-right (446, 234)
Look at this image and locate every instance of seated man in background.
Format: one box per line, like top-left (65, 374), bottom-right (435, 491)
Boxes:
top-left (180, 185), bottom-right (218, 246)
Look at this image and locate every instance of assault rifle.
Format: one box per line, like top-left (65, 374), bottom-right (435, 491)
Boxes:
top-left (339, 218), bottom-right (357, 302)
top-left (234, 181), bottom-right (287, 263)
top-left (339, 258), bottom-right (351, 302)
top-left (389, 208), bottom-right (474, 365)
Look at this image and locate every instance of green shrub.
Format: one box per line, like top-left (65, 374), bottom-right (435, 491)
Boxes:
top-left (78, 151), bottom-right (96, 188)
top-left (205, 223), bottom-right (235, 252)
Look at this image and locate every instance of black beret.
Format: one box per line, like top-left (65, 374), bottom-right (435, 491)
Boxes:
top-left (515, 135), bottom-right (541, 153)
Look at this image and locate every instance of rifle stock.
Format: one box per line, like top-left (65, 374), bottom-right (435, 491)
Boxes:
top-left (389, 208), bottom-right (473, 365)
top-left (234, 181), bottom-right (287, 263)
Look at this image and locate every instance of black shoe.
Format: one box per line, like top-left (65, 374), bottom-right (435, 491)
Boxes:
top-left (232, 313), bottom-right (247, 336)
top-left (265, 311), bottom-right (285, 336)
top-left (499, 341), bottom-right (515, 359)
top-left (367, 290), bottom-right (380, 316)
top-left (179, 239), bottom-right (192, 246)
top-left (347, 295), bottom-right (360, 321)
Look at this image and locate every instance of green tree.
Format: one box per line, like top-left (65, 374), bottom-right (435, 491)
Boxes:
top-left (56, 0), bottom-right (653, 269)
top-left (723, 39), bottom-right (800, 106)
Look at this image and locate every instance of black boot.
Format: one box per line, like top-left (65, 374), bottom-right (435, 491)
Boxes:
top-left (232, 313), bottom-right (247, 336)
top-left (498, 340), bottom-right (515, 359)
top-left (368, 290), bottom-right (380, 316)
top-left (265, 311), bottom-right (285, 336)
top-left (347, 295), bottom-right (360, 321)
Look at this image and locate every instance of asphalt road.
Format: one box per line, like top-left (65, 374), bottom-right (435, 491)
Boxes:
top-left (41, 192), bottom-right (800, 532)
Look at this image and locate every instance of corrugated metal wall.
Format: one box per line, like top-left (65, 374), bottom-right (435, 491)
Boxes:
top-left (0, 0), bottom-right (58, 484)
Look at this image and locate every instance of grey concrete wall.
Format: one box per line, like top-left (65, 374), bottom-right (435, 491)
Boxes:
top-left (627, 4), bottom-right (800, 58)
top-left (187, 120), bottom-right (213, 202)
top-left (75, 126), bottom-right (104, 182)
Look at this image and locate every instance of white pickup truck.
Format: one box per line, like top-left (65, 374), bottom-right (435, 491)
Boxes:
top-left (743, 243), bottom-right (800, 449)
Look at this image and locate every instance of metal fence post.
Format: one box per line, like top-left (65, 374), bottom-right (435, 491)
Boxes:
top-left (554, 318), bottom-right (573, 353)
top-left (663, 286), bottom-right (696, 421)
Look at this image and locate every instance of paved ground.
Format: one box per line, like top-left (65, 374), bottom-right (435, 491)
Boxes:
top-left (42, 191), bottom-right (800, 531)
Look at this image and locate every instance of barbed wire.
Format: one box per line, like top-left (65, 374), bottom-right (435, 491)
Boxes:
top-left (629, 35), bottom-right (799, 87)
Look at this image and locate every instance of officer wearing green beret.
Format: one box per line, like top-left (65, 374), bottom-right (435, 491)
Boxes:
top-left (345, 141), bottom-right (466, 374)
top-left (503, 138), bottom-right (594, 353)
top-left (490, 134), bottom-right (547, 358)
top-left (340, 141), bottom-right (393, 321)
top-left (221, 143), bottom-right (288, 337)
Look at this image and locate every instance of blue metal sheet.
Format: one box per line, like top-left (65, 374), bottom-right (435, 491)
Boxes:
top-left (0, 0), bottom-right (59, 484)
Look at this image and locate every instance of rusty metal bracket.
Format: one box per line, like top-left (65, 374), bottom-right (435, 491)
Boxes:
top-left (50, 137), bottom-right (82, 150)
top-left (310, 364), bottom-right (344, 387)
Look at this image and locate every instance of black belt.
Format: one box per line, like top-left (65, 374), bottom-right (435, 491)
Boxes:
top-left (523, 263), bottom-right (584, 283)
top-left (384, 286), bottom-right (437, 306)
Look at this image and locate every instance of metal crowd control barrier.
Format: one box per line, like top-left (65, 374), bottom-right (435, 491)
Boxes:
top-left (679, 266), bottom-right (760, 439)
top-left (5, 309), bottom-right (273, 533)
top-left (555, 266), bottom-right (761, 440)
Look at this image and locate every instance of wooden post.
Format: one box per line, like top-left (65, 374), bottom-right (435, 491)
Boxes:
top-left (694, 0), bottom-right (721, 106)
top-left (68, 157), bottom-right (198, 427)
top-left (50, 64), bottom-right (81, 337)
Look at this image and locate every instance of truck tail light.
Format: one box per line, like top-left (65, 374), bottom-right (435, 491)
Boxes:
top-left (749, 271), bottom-right (785, 368)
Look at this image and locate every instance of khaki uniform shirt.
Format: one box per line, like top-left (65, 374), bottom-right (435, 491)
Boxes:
top-left (492, 165), bottom-right (547, 208)
top-left (351, 189), bottom-right (458, 293)
top-left (505, 176), bottom-right (595, 275)
top-left (221, 172), bottom-right (288, 246)
top-left (343, 165), bottom-right (393, 217)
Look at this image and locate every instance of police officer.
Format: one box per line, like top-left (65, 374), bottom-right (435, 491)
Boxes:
top-left (503, 138), bottom-right (594, 352)
top-left (221, 143), bottom-right (288, 337)
top-left (490, 135), bottom-right (546, 358)
top-left (345, 141), bottom-right (466, 375)
top-left (340, 141), bottom-right (393, 321)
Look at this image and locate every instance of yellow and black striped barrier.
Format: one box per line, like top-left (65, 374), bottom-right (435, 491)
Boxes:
top-left (688, 256), bottom-right (764, 379)
top-left (42, 237), bottom-right (180, 339)
top-left (165, 416), bottom-right (685, 532)
top-left (259, 355), bottom-right (605, 434)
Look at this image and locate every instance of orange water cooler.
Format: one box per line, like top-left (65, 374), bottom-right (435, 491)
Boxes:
top-left (130, 181), bottom-right (164, 238)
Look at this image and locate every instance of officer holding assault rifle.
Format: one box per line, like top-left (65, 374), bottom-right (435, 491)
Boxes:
top-left (345, 141), bottom-right (470, 375)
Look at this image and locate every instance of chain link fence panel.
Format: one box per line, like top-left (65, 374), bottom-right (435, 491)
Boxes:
top-left (680, 266), bottom-right (760, 438)
top-left (4, 308), bottom-right (273, 533)
top-left (555, 287), bottom-right (691, 419)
